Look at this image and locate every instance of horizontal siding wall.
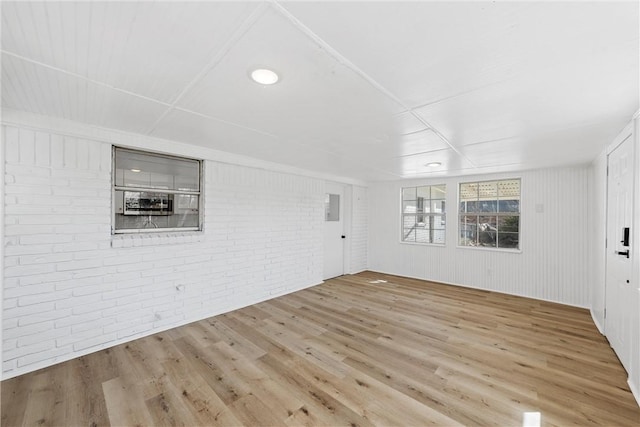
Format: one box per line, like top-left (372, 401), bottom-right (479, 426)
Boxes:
top-left (368, 166), bottom-right (590, 307)
top-left (2, 124), bottom-right (329, 378)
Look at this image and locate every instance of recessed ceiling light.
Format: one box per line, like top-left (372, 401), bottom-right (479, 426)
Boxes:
top-left (250, 68), bottom-right (279, 85)
top-left (130, 168), bottom-right (141, 173)
top-left (425, 162), bottom-right (442, 168)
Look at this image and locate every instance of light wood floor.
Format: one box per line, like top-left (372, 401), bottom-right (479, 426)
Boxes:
top-left (2, 272), bottom-right (639, 426)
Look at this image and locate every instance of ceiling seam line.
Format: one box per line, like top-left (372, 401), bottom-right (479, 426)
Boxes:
top-left (1, 49), bottom-right (174, 108)
top-left (172, 107), bottom-right (279, 138)
top-left (270, 0), bottom-right (478, 169)
top-left (1, 49), bottom-right (278, 143)
top-left (409, 78), bottom-right (517, 112)
top-left (395, 148), bottom-right (452, 159)
top-left (144, 2), bottom-right (270, 136)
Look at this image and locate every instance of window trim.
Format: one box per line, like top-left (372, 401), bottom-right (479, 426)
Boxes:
top-left (456, 178), bottom-right (521, 252)
top-left (111, 146), bottom-right (203, 235)
top-left (400, 184), bottom-right (447, 246)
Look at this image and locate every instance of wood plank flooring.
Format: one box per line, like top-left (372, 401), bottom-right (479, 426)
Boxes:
top-left (2, 271), bottom-right (639, 426)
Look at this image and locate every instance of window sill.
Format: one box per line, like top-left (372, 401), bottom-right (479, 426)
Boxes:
top-left (456, 245), bottom-right (522, 254)
top-left (111, 231), bottom-right (205, 248)
top-left (399, 241), bottom-right (446, 247)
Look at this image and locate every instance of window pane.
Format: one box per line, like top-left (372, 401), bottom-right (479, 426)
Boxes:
top-left (176, 194), bottom-right (199, 211)
top-left (403, 200), bottom-right (417, 214)
top-left (460, 182), bottom-right (478, 202)
top-left (478, 181), bottom-right (498, 199)
top-left (174, 167), bottom-right (200, 191)
top-left (459, 215), bottom-right (478, 246)
top-left (431, 185), bottom-right (446, 200)
top-left (478, 216), bottom-right (497, 247)
top-left (402, 187), bottom-right (416, 201)
top-left (402, 215), bottom-right (417, 242)
top-left (459, 179), bottom-right (520, 250)
top-left (498, 232), bottom-right (519, 249)
top-left (402, 185), bottom-right (446, 245)
top-left (114, 148), bottom-right (201, 233)
top-left (432, 200), bottom-right (445, 214)
top-left (115, 149), bottom-right (199, 191)
top-left (432, 229), bottom-right (446, 244)
top-left (416, 186), bottom-right (430, 199)
top-left (403, 228), bottom-right (417, 242)
top-left (478, 200), bottom-right (497, 212)
top-left (433, 215), bottom-right (446, 230)
top-left (498, 200), bottom-right (520, 212)
top-left (415, 227), bottom-right (429, 243)
top-left (403, 215), bottom-right (416, 228)
top-left (114, 190), bottom-right (199, 230)
top-left (418, 198), bottom-right (430, 213)
top-left (498, 179), bottom-right (520, 198)
top-left (498, 215), bottom-right (519, 249)
top-left (460, 200), bottom-right (478, 213)
top-left (498, 216), bottom-right (519, 233)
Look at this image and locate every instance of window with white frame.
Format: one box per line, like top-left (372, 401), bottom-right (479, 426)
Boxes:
top-left (113, 147), bottom-right (202, 233)
top-left (458, 179), bottom-right (520, 249)
top-left (401, 184), bottom-right (446, 244)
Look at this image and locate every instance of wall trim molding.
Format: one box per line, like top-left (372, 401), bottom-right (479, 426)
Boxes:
top-left (590, 308), bottom-right (604, 335)
top-left (628, 377), bottom-right (640, 409)
top-left (367, 269), bottom-right (590, 309)
top-left (606, 120), bottom-right (634, 155)
top-left (1, 276), bottom-right (322, 381)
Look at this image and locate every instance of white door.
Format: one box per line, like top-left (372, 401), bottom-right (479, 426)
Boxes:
top-left (323, 183), bottom-right (345, 279)
top-left (605, 135), bottom-right (634, 373)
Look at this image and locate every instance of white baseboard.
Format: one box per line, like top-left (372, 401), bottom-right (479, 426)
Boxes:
top-left (628, 377), bottom-right (640, 408)
top-left (590, 309), bottom-right (605, 334)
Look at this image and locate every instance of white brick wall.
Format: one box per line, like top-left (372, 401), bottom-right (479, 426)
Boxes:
top-left (2, 124), bottom-right (331, 378)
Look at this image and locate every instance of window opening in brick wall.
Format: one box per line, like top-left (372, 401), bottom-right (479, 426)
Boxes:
top-left (401, 184), bottom-right (446, 244)
top-left (113, 147), bottom-right (202, 233)
top-left (458, 179), bottom-right (520, 249)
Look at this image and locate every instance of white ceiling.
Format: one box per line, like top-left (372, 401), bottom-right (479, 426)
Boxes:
top-left (2, 1), bottom-right (638, 182)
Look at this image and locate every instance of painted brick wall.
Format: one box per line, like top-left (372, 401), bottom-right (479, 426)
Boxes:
top-left (2, 124), bottom-right (326, 378)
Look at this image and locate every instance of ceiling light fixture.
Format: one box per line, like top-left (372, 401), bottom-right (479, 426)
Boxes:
top-left (425, 162), bottom-right (442, 168)
top-left (250, 68), bottom-right (279, 85)
top-left (130, 168), bottom-right (141, 173)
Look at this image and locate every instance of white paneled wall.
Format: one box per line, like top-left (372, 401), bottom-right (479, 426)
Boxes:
top-left (349, 185), bottom-right (368, 273)
top-left (589, 149), bottom-right (608, 331)
top-left (368, 167), bottom-right (591, 307)
top-left (2, 124), bottom-right (333, 379)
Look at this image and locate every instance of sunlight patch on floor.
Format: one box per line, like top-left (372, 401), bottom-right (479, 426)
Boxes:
top-left (522, 411), bottom-right (541, 427)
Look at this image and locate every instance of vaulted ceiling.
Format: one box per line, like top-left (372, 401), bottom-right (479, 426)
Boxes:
top-left (2, 1), bottom-right (638, 181)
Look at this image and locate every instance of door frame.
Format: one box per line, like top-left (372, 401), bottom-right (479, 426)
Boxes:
top-left (604, 132), bottom-right (634, 369)
top-left (631, 111), bottom-right (640, 405)
top-left (323, 181), bottom-right (352, 280)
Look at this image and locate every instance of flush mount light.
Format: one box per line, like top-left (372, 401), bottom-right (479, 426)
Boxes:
top-left (425, 162), bottom-right (442, 168)
top-left (130, 168), bottom-right (141, 173)
top-left (250, 68), bottom-right (279, 85)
